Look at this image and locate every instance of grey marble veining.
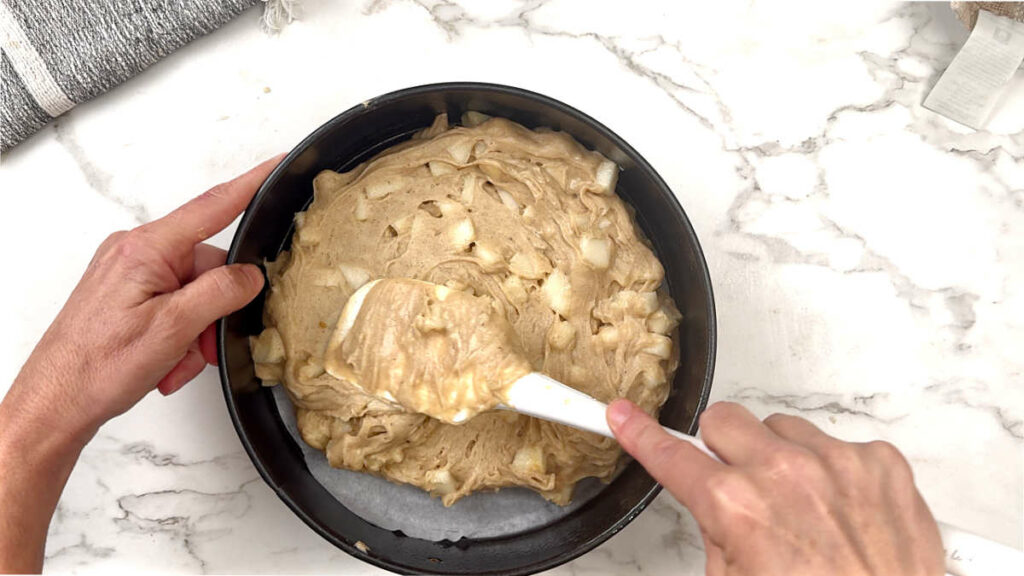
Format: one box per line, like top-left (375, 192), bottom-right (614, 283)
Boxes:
top-left (0, 1), bottom-right (1019, 574)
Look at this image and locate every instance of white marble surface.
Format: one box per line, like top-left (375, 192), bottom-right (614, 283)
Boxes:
top-left (1, 0), bottom-right (1022, 573)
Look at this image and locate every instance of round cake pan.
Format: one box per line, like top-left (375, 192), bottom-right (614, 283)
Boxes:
top-left (219, 82), bottom-right (716, 575)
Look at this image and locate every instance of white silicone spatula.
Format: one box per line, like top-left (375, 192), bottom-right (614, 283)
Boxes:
top-left (335, 280), bottom-right (1022, 576)
top-left (500, 371), bottom-right (718, 459)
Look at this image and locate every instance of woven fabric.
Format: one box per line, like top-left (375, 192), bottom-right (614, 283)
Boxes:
top-left (952, 1), bottom-right (1024, 29)
top-left (0, 0), bottom-right (257, 152)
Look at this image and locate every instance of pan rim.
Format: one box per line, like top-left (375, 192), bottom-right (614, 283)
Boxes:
top-left (218, 81), bottom-right (717, 575)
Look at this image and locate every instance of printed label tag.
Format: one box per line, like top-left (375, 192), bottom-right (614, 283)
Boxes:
top-left (924, 10), bottom-right (1024, 129)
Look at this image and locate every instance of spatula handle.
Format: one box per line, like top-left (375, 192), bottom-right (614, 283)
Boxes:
top-left (502, 372), bottom-right (719, 461)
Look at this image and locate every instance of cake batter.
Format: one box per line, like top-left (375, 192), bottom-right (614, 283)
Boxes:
top-left (251, 114), bottom-right (681, 505)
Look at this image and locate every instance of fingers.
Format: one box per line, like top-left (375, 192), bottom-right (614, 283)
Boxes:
top-left (699, 402), bottom-right (782, 465)
top-left (763, 412), bottom-right (835, 453)
top-left (160, 263), bottom-right (265, 347)
top-left (157, 341), bottom-right (206, 395)
top-left (607, 399), bottom-right (724, 526)
top-left (191, 244), bottom-right (228, 281)
top-left (144, 155), bottom-right (283, 250)
top-left (199, 323), bottom-right (218, 366)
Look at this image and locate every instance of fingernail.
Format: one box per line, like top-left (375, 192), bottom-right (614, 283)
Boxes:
top-left (157, 380), bottom-right (180, 396)
top-left (607, 399), bottom-right (637, 432)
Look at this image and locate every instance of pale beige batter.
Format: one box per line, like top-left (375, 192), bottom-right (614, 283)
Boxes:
top-left (323, 278), bottom-right (532, 424)
top-left (251, 113), bottom-right (681, 505)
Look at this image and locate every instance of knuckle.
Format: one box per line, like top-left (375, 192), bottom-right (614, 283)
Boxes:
top-left (763, 447), bottom-right (821, 480)
top-left (114, 230), bottom-right (154, 265)
top-left (209, 266), bottom-right (254, 300)
top-left (209, 267), bottom-right (244, 299)
top-left (704, 471), bottom-right (753, 505)
top-left (704, 472), bottom-right (762, 526)
top-left (100, 230), bottom-right (129, 250)
top-left (201, 182), bottom-right (232, 202)
top-left (819, 442), bottom-right (862, 474)
top-left (645, 436), bottom-right (687, 470)
top-left (626, 418), bottom-right (680, 463)
top-left (90, 230), bottom-right (131, 269)
top-left (864, 440), bottom-right (914, 480)
top-left (865, 440), bottom-right (903, 463)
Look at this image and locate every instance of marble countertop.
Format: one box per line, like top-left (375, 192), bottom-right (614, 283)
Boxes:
top-left (1, 0), bottom-right (1021, 573)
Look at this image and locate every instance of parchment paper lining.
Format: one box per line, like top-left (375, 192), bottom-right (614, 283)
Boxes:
top-left (270, 385), bottom-right (607, 541)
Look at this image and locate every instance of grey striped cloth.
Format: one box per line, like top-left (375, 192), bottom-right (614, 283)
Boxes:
top-left (1, 0), bottom-right (257, 152)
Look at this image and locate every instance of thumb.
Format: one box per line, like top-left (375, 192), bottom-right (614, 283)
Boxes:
top-left (163, 263), bottom-right (265, 344)
top-left (607, 399), bottom-right (723, 526)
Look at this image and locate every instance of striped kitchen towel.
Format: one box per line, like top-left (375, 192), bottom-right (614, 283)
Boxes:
top-left (0, 0), bottom-right (261, 152)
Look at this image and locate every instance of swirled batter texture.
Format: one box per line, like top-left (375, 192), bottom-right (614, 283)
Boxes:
top-left (251, 114), bottom-right (681, 505)
top-left (323, 278), bottom-right (532, 424)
